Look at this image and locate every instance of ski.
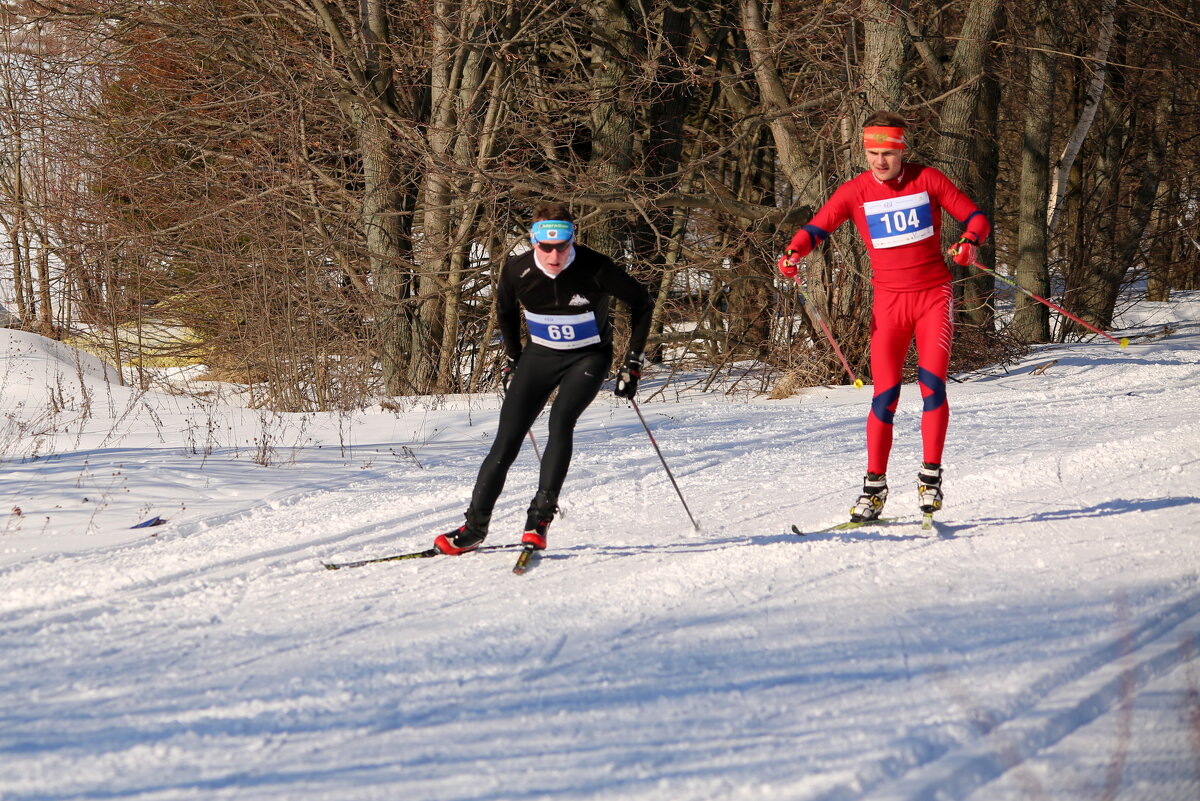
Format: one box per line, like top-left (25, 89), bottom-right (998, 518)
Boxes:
top-left (792, 517), bottom-right (899, 536)
top-left (792, 514), bottom-right (944, 536)
top-left (512, 544), bottom-right (541, 575)
top-left (323, 542), bottom-right (522, 570)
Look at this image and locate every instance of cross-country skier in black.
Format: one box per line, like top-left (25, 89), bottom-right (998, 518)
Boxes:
top-left (433, 202), bottom-right (652, 555)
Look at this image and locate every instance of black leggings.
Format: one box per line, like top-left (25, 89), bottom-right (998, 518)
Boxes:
top-left (470, 345), bottom-right (610, 515)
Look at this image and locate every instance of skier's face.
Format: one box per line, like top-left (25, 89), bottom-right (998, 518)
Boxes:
top-left (866, 148), bottom-right (903, 181)
top-left (535, 238), bottom-right (572, 270)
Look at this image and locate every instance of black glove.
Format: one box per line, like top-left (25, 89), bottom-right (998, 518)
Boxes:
top-left (614, 352), bottom-right (643, 399)
top-left (502, 354), bottom-right (520, 393)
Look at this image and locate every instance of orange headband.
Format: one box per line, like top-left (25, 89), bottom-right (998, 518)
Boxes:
top-left (863, 126), bottom-right (906, 151)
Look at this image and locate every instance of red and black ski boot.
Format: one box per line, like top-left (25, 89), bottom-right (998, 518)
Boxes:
top-left (521, 489), bottom-right (558, 550)
top-left (433, 509), bottom-right (490, 555)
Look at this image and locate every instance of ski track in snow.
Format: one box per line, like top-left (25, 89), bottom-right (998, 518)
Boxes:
top-left (2, 299), bottom-right (1199, 800)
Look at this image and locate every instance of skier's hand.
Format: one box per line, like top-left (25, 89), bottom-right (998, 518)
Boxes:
top-left (502, 354), bottom-right (520, 393)
top-left (777, 249), bottom-right (800, 278)
top-left (614, 352), bottom-right (643, 399)
top-left (946, 235), bottom-right (978, 266)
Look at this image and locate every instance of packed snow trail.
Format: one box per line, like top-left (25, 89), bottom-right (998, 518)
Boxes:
top-left (1, 298), bottom-right (1199, 800)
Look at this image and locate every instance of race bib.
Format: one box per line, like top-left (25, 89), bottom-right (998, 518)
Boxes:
top-left (863, 191), bottom-right (934, 249)
top-left (524, 310), bottom-right (601, 349)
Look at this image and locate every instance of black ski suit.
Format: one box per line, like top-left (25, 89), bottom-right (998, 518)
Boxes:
top-left (468, 244), bottom-right (652, 519)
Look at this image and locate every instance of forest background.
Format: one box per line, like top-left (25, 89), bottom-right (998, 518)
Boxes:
top-left (1, 0), bottom-right (1197, 411)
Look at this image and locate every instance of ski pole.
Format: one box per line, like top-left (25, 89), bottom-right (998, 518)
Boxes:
top-left (526, 429), bottom-right (542, 461)
top-left (969, 261), bottom-right (1129, 347)
top-left (629, 397), bottom-right (701, 532)
top-left (790, 277), bottom-right (864, 388)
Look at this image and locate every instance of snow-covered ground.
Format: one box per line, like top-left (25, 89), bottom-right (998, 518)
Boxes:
top-left (2, 295), bottom-right (1198, 801)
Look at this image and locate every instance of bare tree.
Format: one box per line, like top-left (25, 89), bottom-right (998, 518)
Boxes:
top-left (1012, 0), bottom-right (1056, 342)
top-left (860, 0), bottom-right (909, 112)
top-left (5, 0), bottom-right (1197, 407)
top-left (1047, 0), bottom-right (1117, 238)
top-left (931, 0), bottom-right (1001, 329)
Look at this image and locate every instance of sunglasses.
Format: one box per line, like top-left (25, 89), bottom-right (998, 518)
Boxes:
top-left (535, 241), bottom-right (572, 253)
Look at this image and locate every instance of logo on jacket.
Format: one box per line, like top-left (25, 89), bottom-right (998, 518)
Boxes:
top-left (568, 294), bottom-right (589, 307)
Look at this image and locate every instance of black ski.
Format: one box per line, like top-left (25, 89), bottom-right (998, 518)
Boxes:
top-left (512, 545), bottom-right (541, 575)
top-left (323, 543), bottom-right (522, 570)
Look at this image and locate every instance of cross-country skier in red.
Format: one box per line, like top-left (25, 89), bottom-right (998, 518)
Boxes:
top-left (778, 111), bottom-right (991, 523)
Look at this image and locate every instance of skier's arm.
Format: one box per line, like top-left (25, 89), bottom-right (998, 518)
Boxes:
top-left (931, 168), bottom-right (991, 264)
top-left (495, 259), bottom-right (523, 360)
top-left (600, 262), bottom-right (652, 399)
top-left (599, 263), bottom-right (653, 356)
top-left (779, 185), bottom-right (854, 275)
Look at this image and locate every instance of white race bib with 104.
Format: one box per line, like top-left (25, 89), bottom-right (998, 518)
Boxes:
top-left (524, 310), bottom-right (601, 349)
top-left (863, 191), bottom-right (934, 249)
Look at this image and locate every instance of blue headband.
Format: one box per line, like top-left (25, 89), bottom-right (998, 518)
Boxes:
top-left (530, 220), bottom-right (575, 244)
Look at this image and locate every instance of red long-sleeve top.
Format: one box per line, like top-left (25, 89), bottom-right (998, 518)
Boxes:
top-left (787, 163), bottom-right (991, 292)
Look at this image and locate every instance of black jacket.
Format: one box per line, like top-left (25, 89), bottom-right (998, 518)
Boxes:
top-left (496, 244), bottom-right (652, 360)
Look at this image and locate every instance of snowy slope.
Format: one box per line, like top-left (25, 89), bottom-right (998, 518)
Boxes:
top-left (1, 296), bottom-right (1198, 801)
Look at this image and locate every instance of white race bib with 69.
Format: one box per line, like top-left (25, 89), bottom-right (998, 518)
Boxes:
top-left (524, 310), bottom-right (601, 349)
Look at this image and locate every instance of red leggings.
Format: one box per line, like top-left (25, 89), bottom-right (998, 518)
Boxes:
top-left (866, 283), bottom-right (954, 475)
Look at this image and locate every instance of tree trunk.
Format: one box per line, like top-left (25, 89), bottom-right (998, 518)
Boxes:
top-left (5, 131), bottom-right (30, 323)
top-left (860, 0), bottom-right (909, 112)
top-left (647, 203), bottom-right (690, 364)
top-left (352, 0), bottom-right (414, 395)
top-left (934, 0), bottom-right (1001, 329)
top-left (628, 3), bottom-right (695, 363)
top-left (1145, 176), bottom-right (1174, 303)
top-left (1070, 37), bottom-right (1170, 332)
top-left (357, 105), bottom-right (413, 394)
top-left (1012, 0), bottom-right (1055, 342)
top-left (434, 18), bottom-right (505, 392)
top-left (972, 60), bottom-right (1002, 333)
top-left (1047, 0), bottom-right (1116, 237)
top-left (740, 0), bottom-right (867, 374)
top-left (740, 0), bottom-right (810, 192)
top-left (408, 0), bottom-right (464, 394)
top-left (36, 246), bottom-right (53, 336)
top-left (587, 0), bottom-right (636, 257)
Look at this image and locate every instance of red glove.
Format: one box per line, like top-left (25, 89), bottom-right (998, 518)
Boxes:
top-left (947, 235), bottom-right (978, 266)
top-left (777, 249), bottom-right (800, 278)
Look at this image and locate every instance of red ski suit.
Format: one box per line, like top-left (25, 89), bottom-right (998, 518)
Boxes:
top-left (787, 163), bottom-right (990, 474)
